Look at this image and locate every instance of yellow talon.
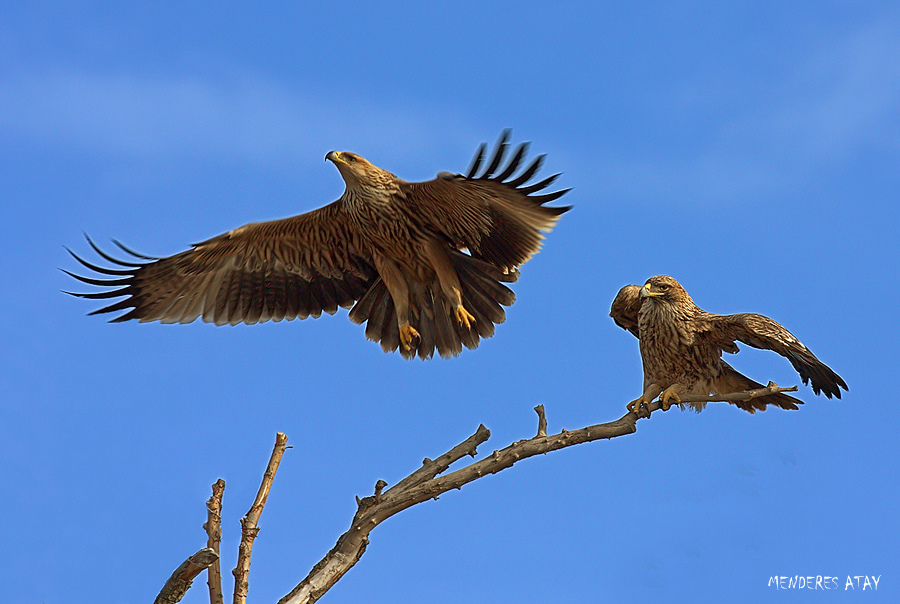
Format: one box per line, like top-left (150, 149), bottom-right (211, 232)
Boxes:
top-left (660, 386), bottom-right (682, 411)
top-left (399, 324), bottom-right (420, 351)
top-left (455, 305), bottom-right (475, 329)
top-left (628, 395), bottom-right (652, 418)
top-left (628, 384), bottom-right (662, 418)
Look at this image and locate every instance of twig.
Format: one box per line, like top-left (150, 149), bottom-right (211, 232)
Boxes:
top-left (233, 432), bottom-right (290, 604)
top-left (154, 548), bottom-right (219, 604)
top-left (534, 404), bottom-right (547, 437)
top-left (204, 479), bottom-right (226, 604)
top-left (278, 384), bottom-right (801, 604)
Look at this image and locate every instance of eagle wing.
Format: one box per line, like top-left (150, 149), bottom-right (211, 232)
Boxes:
top-left (400, 130), bottom-right (571, 271)
top-left (609, 284), bottom-right (643, 337)
top-left (65, 200), bottom-right (377, 326)
top-left (699, 312), bottom-right (848, 399)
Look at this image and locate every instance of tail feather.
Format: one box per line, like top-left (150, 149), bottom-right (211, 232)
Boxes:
top-left (416, 301), bottom-right (437, 359)
top-left (347, 251), bottom-right (516, 359)
top-left (431, 295), bottom-right (461, 359)
top-left (353, 280), bottom-right (397, 353)
top-left (714, 361), bottom-right (803, 413)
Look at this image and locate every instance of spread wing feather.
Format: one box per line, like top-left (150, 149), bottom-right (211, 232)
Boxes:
top-left (65, 202), bottom-right (377, 326)
top-left (402, 130), bottom-right (571, 270)
top-left (700, 312), bottom-right (848, 399)
top-left (609, 284), bottom-right (643, 337)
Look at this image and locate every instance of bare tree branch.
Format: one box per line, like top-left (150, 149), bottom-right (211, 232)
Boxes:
top-left (233, 432), bottom-right (290, 604)
top-left (154, 383), bottom-right (800, 604)
top-left (204, 478), bottom-right (226, 604)
top-left (154, 548), bottom-right (219, 604)
top-left (278, 383), bottom-right (798, 604)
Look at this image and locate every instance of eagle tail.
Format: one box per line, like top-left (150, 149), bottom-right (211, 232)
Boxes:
top-left (347, 252), bottom-right (517, 359)
top-left (713, 362), bottom-right (803, 413)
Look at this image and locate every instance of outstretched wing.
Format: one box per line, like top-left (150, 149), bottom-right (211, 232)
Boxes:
top-left (609, 284), bottom-right (643, 337)
top-left (700, 312), bottom-right (848, 399)
top-left (400, 130), bottom-right (571, 271)
top-left (65, 201), bottom-right (377, 326)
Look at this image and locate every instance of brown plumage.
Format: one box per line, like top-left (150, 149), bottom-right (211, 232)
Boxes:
top-left (609, 276), bottom-right (848, 414)
top-left (65, 131), bottom-right (570, 359)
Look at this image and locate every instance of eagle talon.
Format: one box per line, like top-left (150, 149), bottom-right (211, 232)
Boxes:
top-left (455, 305), bottom-right (475, 329)
top-left (627, 397), bottom-right (652, 418)
top-left (628, 384), bottom-right (661, 418)
top-left (659, 386), bottom-right (682, 411)
top-left (399, 324), bottom-right (420, 351)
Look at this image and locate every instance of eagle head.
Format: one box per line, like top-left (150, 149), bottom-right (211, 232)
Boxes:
top-left (326, 150), bottom-right (399, 194)
top-left (639, 275), bottom-right (690, 305)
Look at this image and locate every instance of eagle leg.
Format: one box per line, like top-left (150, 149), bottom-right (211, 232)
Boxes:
top-left (627, 384), bottom-right (662, 418)
top-left (373, 255), bottom-right (418, 352)
top-left (423, 239), bottom-right (476, 330)
top-left (659, 384), bottom-right (683, 411)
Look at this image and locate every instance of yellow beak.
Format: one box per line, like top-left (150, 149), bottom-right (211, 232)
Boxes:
top-left (640, 283), bottom-right (663, 299)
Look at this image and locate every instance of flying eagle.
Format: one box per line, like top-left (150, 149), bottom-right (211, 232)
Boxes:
top-left (65, 131), bottom-right (570, 359)
top-left (610, 275), bottom-right (847, 414)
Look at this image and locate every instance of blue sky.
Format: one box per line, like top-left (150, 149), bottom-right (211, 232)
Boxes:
top-left (2, 2), bottom-right (898, 602)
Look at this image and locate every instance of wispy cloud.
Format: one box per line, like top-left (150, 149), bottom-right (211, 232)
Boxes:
top-left (579, 16), bottom-right (900, 205)
top-left (0, 69), bottom-right (470, 168)
top-left (721, 19), bottom-right (900, 166)
top-left (3, 14), bottom-right (898, 204)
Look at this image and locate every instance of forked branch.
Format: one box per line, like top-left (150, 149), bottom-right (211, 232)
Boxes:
top-left (278, 383), bottom-right (797, 603)
top-left (155, 384), bottom-right (800, 604)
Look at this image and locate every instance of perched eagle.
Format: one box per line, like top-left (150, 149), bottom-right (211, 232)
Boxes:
top-left (610, 275), bottom-right (847, 414)
top-left (66, 131), bottom-right (570, 359)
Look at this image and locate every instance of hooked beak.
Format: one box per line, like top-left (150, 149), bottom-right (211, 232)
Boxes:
top-left (639, 283), bottom-right (663, 299)
top-left (325, 150), bottom-right (341, 163)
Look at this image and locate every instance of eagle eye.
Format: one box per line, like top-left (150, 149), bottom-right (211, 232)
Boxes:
top-left (346, 155), bottom-right (357, 163)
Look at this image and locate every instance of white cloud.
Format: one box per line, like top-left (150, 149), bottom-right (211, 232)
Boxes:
top-left (3, 14), bottom-right (898, 205)
top-left (0, 68), bottom-right (471, 168)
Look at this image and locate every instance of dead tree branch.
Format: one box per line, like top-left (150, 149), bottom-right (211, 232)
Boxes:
top-left (234, 432), bottom-right (289, 604)
top-left (279, 382), bottom-right (797, 604)
top-left (153, 548), bottom-right (219, 604)
top-left (204, 478), bottom-right (226, 604)
top-left (534, 404), bottom-right (547, 437)
top-left (155, 383), bottom-right (799, 604)
top-left (677, 381), bottom-right (797, 404)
